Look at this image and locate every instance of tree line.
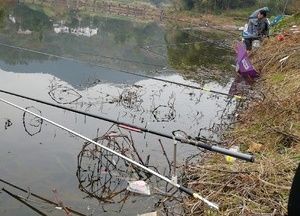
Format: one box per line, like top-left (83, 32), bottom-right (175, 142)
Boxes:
top-left (170, 0), bottom-right (299, 14)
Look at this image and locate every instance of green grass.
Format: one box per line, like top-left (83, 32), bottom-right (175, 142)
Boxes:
top-left (270, 73), bottom-right (285, 84)
top-left (272, 12), bottom-right (300, 33)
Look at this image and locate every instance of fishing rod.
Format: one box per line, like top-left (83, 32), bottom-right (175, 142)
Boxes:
top-left (142, 38), bottom-right (230, 51)
top-left (2, 188), bottom-right (48, 216)
top-left (142, 31), bottom-right (232, 50)
top-left (0, 179), bottom-right (86, 216)
top-left (0, 97), bottom-right (219, 210)
top-left (79, 51), bottom-right (166, 67)
top-left (180, 29), bottom-right (232, 49)
top-left (0, 41), bottom-right (149, 66)
top-left (0, 89), bottom-right (254, 162)
top-left (0, 42), bottom-right (244, 100)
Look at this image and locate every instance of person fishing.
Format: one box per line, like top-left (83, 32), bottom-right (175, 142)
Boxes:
top-left (243, 7), bottom-right (270, 51)
top-left (257, 10), bottom-right (269, 38)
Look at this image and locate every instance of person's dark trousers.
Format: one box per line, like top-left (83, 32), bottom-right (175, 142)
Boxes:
top-left (288, 163), bottom-right (300, 215)
top-left (244, 38), bottom-right (254, 51)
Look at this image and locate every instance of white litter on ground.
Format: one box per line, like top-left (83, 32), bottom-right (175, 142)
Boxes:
top-left (137, 211), bottom-right (157, 216)
top-left (279, 55), bottom-right (290, 63)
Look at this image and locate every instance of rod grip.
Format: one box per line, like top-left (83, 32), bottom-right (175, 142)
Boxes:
top-left (179, 185), bottom-right (194, 196)
top-left (212, 146), bottom-right (255, 162)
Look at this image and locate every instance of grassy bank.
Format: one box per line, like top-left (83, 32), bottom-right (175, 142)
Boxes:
top-left (183, 14), bottom-right (300, 215)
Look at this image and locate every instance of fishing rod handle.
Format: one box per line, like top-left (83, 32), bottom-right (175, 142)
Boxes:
top-left (178, 137), bottom-right (255, 162)
top-left (212, 145), bottom-right (254, 162)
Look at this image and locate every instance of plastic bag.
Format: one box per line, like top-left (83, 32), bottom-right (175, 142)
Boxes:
top-left (127, 181), bottom-right (150, 195)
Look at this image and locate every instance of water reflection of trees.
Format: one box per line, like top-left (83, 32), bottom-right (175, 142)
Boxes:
top-left (48, 80), bottom-right (83, 105)
top-left (0, 5), bottom-right (5, 29)
top-left (165, 29), bottom-right (234, 84)
top-left (0, 2), bottom-right (236, 88)
top-left (0, 2), bottom-right (237, 87)
top-left (13, 4), bottom-right (51, 32)
top-left (0, 3), bottom-right (52, 41)
top-left (0, 1), bottom-right (15, 23)
top-left (0, 4), bottom-right (165, 71)
top-left (0, 46), bottom-right (50, 65)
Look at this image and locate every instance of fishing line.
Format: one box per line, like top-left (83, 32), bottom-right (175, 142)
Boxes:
top-left (163, 16), bottom-right (240, 37)
top-left (0, 97), bottom-right (219, 210)
top-left (143, 40), bottom-right (230, 49)
top-left (0, 89), bottom-right (254, 162)
top-left (78, 50), bottom-right (166, 67)
top-left (0, 42), bottom-right (244, 99)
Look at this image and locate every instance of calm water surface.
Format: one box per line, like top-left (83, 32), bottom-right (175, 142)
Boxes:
top-left (0, 2), bottom-right (238, 215)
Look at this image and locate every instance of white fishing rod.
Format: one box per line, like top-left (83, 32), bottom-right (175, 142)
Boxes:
top-left (0, 97), bottom-right (219, 210)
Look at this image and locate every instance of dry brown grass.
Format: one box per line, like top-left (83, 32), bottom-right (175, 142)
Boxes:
top-left (183, 24), bottom-right (300, 215)
top-left (184, 151), bottom-right (298, 215)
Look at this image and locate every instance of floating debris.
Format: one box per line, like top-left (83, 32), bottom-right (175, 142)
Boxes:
top-left (127, 180), bottom-right (151, 196)
top-left (119, 86), bottom-right (144, 111)
top-left (151, 93), bottom-right (176, 122)
top-left (22, 106), bottom-right (43, 136)
top-left (4, 119), bottom-right (12, 130)
top-left (48, 81), bottom-right (82, 104)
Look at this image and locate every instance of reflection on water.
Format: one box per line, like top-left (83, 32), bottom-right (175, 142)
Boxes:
top-left (165, 29), bottom-right (234, 84)
top-left (0, 3), bottom-right (167, 73)
top-left (0, 2), bottom-right (234, 84)
top-left (0, 1), bottom-right (239, 215)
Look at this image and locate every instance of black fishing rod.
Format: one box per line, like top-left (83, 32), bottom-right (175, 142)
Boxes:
top-left (0, 179), bottom-right (86, 216)
top-left (0, 42), bottom-right (244, 100)
top-left (2, 188), bottom-right (48, 216)
top-left (0, 89), bottom-right (254, 162)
